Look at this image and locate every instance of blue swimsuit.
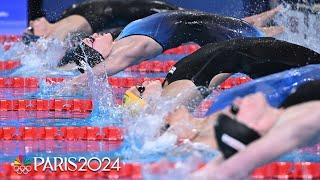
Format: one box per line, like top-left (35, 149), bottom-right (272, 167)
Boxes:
top-left (117, 10), bottom-right (265, 50)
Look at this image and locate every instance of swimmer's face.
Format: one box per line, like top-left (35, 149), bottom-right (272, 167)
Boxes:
top-left (82, 33), bottom-right (113, 58)
top-left (225, 92), bottom-right (269, 121)
top-left (224, 92), bottom-right (277, 134)
top-left (127, 80), bottom-right (163, 99)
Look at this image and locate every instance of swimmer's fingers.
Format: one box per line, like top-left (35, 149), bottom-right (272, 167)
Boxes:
top-left (243, 5), bottom-right (282, 27)
top-left (260, 26), bottom-right (285, 37)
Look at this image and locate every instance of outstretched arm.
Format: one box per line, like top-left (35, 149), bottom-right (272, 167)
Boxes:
top-left (243, 5), bottom-right (282, 27)
top-left (93, 35), bottom-right (163, 76)
top-left (243, 5), bottom-right (284, 37)
top-left (30, 15), bottom-right (92, 40)
top-left (192, 101), bottom-right (320, 179)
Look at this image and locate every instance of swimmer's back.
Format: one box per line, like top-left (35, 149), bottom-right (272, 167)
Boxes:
top-left (165, 37), bottom-right (320, 87)
top-left (62, 0), bottom-right (179, 32)
top-left (117, 10), bottom-right (264, 50)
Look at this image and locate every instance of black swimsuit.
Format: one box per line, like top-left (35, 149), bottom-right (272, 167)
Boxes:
top-left (61, 0), bottom-right (179, 33)
top-left (164, 37), bottom-right (320, 87)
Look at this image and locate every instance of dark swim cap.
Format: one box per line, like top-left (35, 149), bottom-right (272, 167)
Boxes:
top-left (280, 80), bottom-right (320, 108)
top-left (214, 114), bottom-right (261, 159)
top-left (60, 42), bottom-right (105, 73)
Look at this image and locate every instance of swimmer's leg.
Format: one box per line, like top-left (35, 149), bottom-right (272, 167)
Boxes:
top-left (30, 15), bottom-right (92, 40)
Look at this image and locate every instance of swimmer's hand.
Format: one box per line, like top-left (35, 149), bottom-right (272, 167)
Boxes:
top-left (243, 5), bottom-right (285, 37)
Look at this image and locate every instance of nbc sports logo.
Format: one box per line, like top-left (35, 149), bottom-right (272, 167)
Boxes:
top-left (11, 155), bottom-right (33, 175)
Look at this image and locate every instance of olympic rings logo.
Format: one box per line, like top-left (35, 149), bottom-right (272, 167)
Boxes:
top-left (13, 165), bottom-right (32, 175)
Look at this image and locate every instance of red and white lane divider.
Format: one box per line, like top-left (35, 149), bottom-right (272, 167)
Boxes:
top-left (0, 126), bottom-right (123, 141)
top-left (0, 76), bottom-right (251, 89)
top-left (252, 162), bottom-right (320, 179)
top-left (0, 60), bottom-right (21, 71)
top-left (163, 44), bottom-right (200, 54)
top-left (0, 99), bottom-right (93, 112)
top-left (0, 35), bottom-right (21, 43)
top-left (0, 140), bottom-right (122, 154)
top-left (124, 60), bottom-right (176, 72)
top-left (147, 161), bottom-right (320, 179)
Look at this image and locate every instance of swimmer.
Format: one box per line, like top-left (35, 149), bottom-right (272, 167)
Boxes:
top-left (189, 80), bottom-right (320, 179)
top-left (123, 37), bottom-right (320, 110)
top-left (60, 7), bottom-right (283, 93)
top-left (26, 0), bottom-right (179, 41)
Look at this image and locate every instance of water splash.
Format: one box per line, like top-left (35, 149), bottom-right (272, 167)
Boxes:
top-left (8, 38), bottom-right (76, 77)
top-left (275, 4), bottom-right (320, 52)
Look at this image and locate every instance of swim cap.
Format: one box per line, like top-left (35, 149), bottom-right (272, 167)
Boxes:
top-left (214, 114), bottom-right (261, 159)
top-left (60, 42), bottom-right (104, 73)
top-left (123, 90), bottom-right (146, 109)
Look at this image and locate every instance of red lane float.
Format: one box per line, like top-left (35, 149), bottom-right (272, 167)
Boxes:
top-left (0, 35), bottom-right (21, 43)
top-left (0, 162), bottom-right (142, 179)
top-left (0, 60), bottom-right (21, 71)
top-left (0, 140), bottom-right (122, 154)
top-left (0, 77), bottom-right (39, 88)
top-left (0, 126), bottom-right (123, 141)
top-left (125, 60), bottom-right (176, 73)
top-left (1, 76), bottom-right (251, 89)
top-left (219, 76), bottom-right (252, 90)
top-left (163, 44), bottom-right (200, 54)
top-left (147, 161), bottom-right (320, 179)
top-left (0, 99), bottom-right (93, 112)
top-left (252, 162), bottom-right (320, 179)
top-left (108, 77), bottom-right (165, 88)
top-left (0, 111), bottom-right (90, 120)
top-left (0, 77), bottom-right (166, 88)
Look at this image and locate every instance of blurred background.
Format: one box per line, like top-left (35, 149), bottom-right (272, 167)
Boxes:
top-left (0, 0), bottom-right (272, 35)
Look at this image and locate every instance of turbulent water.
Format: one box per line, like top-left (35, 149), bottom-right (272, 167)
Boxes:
top-left (275, 5), bottom-right (320, 52)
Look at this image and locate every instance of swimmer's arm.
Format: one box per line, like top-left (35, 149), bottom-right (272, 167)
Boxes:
top-left (242, 5), bottom-right (282, 27)
top-left (206, 101), bottom-right (320, 179)
top-left (93, 35), bottom-right (163, 76)
top-left (51, 15), bottom-right (92, 40)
